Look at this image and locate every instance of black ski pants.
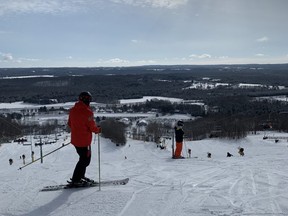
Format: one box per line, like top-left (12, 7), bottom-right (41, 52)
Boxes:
top-left (72, 146), bottom-right (91, 182)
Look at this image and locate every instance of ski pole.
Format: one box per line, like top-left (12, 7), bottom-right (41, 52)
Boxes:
top-left (172, 132), bottom-right (175, 158)
top-left (171, 124), bottom-right (176, 158)
top-left (18, 142), bottom-right (70, 170)
top-left (183, 139), bottom-right (188, 158)
top-left (97, 133), bottom-right (101, 191)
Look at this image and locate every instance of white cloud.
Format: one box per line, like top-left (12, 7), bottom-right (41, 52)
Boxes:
top-left (111, 0), bottom-right (188, 9)
top-left (2, 53), bottom-right (13, 61)
top-left (0, 0), bottom-right (187, 16)
top-left (0, 1), bottom-right (57, 15)
top-left (218, 56), bottom-right (229, 59)
top-left (131, 39), bottom-right (140, 44)
top-left (255, 53), bottom-right (265, 57)
top-left (189, 54), bottom-right (212, 59)
top-left (96, 58), bottom-right (130, 65)
top-left (0, 0), bottom-right (103, 15)
top-left (199, 54), bottom-right (212, 59)
top-left (136, 59), bottom-right (156, 65)
top-left (108, 58), bottom-right (129, 63)
top-left (95, 58), bottom-right (158, 66)
top-left (0, 53), bottom-right (41, 64)
top-left (256, 36), bottom-right (269, 42)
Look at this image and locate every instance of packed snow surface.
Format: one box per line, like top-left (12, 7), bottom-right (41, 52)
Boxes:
top-left (1, 132), bottom-right (288, 216)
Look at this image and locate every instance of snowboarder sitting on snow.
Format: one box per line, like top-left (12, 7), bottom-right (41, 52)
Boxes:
top-left (158, 137), bottom-right (167, 150)
top-left (207, 152), bottom-right (212, 158)
top-left (68, 91), bottom-right (101, 186)
top-left (173, 120), bottom-right (185, 159)
top-left (238, 147), bottom-right (244, 156)
top-left (188, 148), bottom-right (192, 158)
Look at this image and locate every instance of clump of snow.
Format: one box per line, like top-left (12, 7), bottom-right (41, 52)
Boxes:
top-left (119, 96), bottom-right (183, 105)
top-left (0, 101), bottom-right (76, 110)
top-left (184, 82), bottom-right (230, 90)
top-left (1, 75), bottom-right (55, 79)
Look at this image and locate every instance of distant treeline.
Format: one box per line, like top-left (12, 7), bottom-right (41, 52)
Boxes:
top-left (126, 98), bottom-right (288, 140)
top-left (1, 64), bottom-right (288, 104)
top-left (0, 114), bottom-right (61, 143)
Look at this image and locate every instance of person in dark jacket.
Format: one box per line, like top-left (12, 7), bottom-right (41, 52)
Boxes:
top-left (68, 91), bottom-right (101, 185)
top-left (174, 120), bottom-right (184, 159)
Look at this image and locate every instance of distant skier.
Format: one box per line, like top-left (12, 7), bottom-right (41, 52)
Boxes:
top-left (173, 120), bottom-right (185, 159)
top-left (68, 91), bottom-right (101, 185)
top-left (207, 152), bottom-right (212, 158)
top-left (159, 137), bottom-right (166, 150)
top-left (31, 151), bottom-right (35, 162)
top-left (22, 154), bottom-right (26, 165)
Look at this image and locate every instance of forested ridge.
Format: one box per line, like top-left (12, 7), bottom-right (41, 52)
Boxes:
top-left (1, 64), bottom-right (288, 104)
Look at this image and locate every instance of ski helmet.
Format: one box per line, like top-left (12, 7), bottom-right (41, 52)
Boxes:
top-left (79, 91), bottom-right (92, 105)
top-left (177, 120), bottom-right (184, 127)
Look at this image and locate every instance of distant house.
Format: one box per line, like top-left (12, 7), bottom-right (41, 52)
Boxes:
top-left (136, 119), bottom-right (148, 135)
top-left (119, 118), bottom-right (130, 125)
top-left (137, 119), bottom-right (148, 127)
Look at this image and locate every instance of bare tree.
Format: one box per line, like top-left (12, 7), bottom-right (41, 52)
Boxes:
top-left (100, 119), bottom-right (127, 146)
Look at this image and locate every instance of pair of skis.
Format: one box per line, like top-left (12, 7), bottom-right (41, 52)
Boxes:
top-left (41, 178), bottom-right (129, 192)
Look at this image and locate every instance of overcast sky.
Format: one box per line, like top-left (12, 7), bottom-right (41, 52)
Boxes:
top-left (0, 0), bottom-right (287, 68)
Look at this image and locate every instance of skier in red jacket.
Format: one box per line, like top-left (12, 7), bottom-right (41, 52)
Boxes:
top-left (68, 91), bottom-right (101, 185)
top-left (173, 120), bottom-right (185, 159)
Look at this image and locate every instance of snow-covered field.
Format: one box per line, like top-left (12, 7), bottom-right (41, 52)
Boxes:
top-left (1, 131), bottom-right (288, 216)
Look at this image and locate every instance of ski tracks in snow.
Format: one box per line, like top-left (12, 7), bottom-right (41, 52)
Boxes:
top-left (118, 155), bottom-right (288, 216)
top-left (2, 134), bottom-right (288, 216)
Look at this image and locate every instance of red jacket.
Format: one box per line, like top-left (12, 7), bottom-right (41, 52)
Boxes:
top-left (68, 101), bottom-right (100, 147)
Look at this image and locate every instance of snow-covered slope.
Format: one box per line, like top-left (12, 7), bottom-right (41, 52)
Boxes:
top-left (1, 132), bottom-right (288, 216)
